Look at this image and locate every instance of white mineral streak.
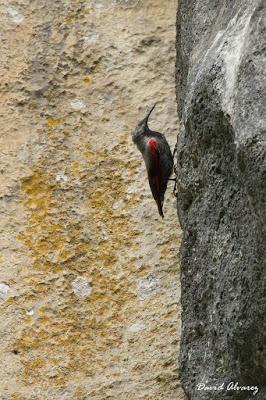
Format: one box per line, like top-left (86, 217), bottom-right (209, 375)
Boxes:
top-left (138, 275), bottom-right (160, 299)
top-left (187, 4), bottom-right (255, 117)
top-left (128, 321), bottom-right (147, 333)
top-left (7, 7), bottom-right (24, 25)
top-left (71, 277), bottom-right (92, 298)
top-left (70, 99), bottom-right (86, 110)
top-left (0, 283), bottom-right (10, 299)
top-left (223, 9), bottom-right (253, 111)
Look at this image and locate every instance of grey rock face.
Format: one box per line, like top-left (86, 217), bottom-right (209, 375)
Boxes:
top-left (175, 1), bottom-right (265, 399)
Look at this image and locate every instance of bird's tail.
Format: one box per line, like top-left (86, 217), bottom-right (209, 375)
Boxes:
top-left (156, 199), bottom-right (164, 219)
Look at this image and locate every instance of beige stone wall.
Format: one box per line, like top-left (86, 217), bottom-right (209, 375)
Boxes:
top-left (0, 0), bottom-right (184, 399)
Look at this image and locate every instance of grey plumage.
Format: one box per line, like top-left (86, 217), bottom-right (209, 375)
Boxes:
top-left (132, 104), bottom-right (173, 218)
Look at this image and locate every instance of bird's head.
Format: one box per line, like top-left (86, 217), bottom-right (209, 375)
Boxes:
top-left (132, 103), bottom-right (157, 143)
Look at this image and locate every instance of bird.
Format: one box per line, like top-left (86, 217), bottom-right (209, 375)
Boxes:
top-left (132, 104), bottom-right (174, 218)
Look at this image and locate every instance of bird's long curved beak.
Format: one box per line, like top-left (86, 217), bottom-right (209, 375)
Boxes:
top-left (145, 103), bottom-right (157, 126)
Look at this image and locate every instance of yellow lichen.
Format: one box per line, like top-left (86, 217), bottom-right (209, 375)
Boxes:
top-left (16, 137), bottom-right (141, 386)
top-left (47, 118), bottom-right (63, 127)
top-left (64, 16), bottom-right (73, 24)
top-left (82, 75), bottom-right (92, 84)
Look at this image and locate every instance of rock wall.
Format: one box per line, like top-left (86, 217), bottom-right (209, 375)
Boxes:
top-left (0, 1), bottom-right (185, 399)
top-left (176, 1), bottom-right (265, 399)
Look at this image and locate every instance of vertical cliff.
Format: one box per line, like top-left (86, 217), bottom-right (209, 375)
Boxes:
top-left (176, 1), bottom-right (265, 399)
top-left (0, 1), bottom-right (184, 399)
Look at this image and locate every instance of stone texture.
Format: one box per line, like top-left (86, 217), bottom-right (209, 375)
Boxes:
top-left (0, 1), bottom-right (185, 399)
top-left (176, 1), bottom-right (265, 399)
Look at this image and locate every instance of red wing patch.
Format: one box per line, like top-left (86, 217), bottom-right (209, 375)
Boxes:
top-left (147, 138), bottom-right (159, 159)
top-left (147, 138), bottom-right (160, 169)
top-left (148, 138), bottom-right (160, 192)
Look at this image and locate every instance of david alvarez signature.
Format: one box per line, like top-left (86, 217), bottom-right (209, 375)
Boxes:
top-left (197, 381), bottom-right (259, 396)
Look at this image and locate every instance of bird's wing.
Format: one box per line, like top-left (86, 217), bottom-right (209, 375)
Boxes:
top-left (147, 138), bottom-right (160, 169)
top-left (146, 138), bottom-right (162, 196)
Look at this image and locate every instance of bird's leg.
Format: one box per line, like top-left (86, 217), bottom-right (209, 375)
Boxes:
top-left (172, 143), bottom-right (177, 159)
top-left (173, 178), bottom-right (178, 198)
top-left (172, 143), bottom-right (178, 175)
top-left (171, 143), bottom-right (178, 197)
top-left (168, 177), bottom-right (177, 197)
